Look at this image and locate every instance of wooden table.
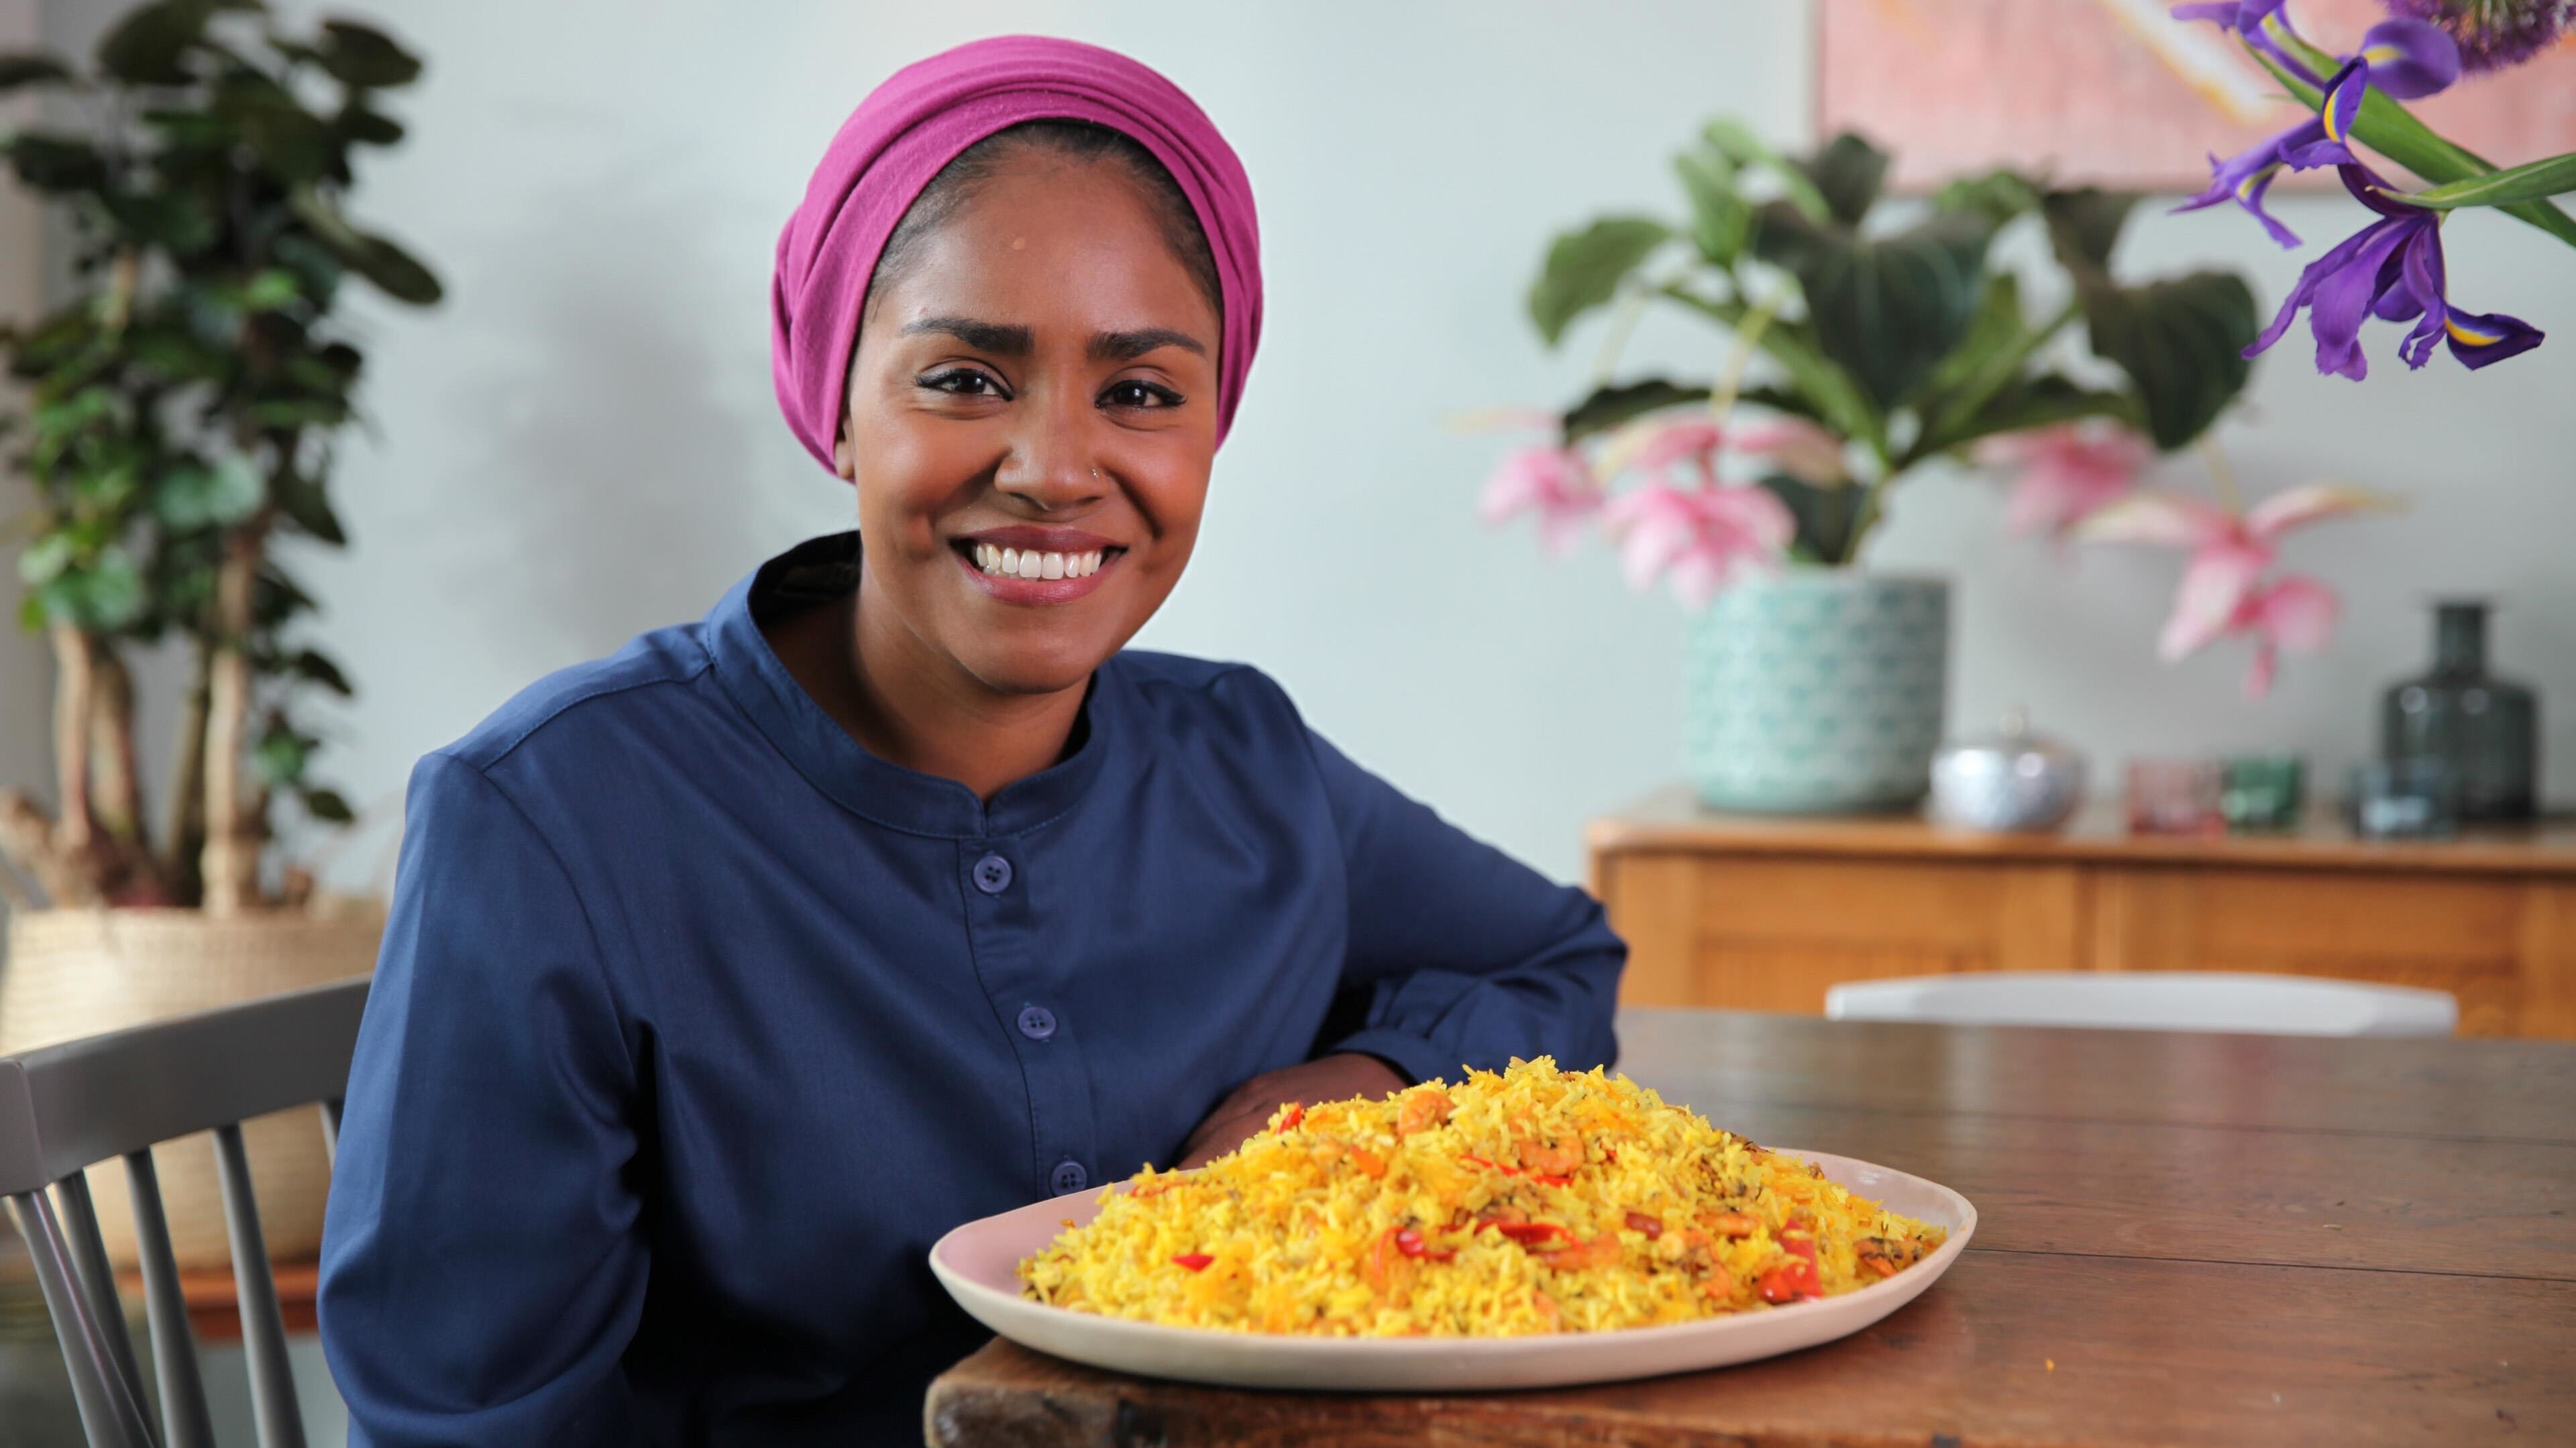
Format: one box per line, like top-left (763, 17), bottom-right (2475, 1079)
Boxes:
top-left (1588, 792), bottom-right (2576, 1037)
top-left (925, 1008), bottom-right (2576, 1447)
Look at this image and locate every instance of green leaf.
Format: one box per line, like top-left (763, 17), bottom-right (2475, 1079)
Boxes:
top-left (286, 648), bottom-right (352, 695)
top-left (2251, 46), bottom-right (2576, 251)
top-left (224, 83), bottom-right (333, 182)
top-left (253, 726), bottom-right (309, 787)
top-left (239, 268), bottom-right (303, 311)
top-left (142, 106), bottom-right (237, 148)
top-left (38, 549), bottom-right (145, 630)
top-left (1757, 471), bottom-right (1860, 565)
top-left (1699, 119), bottom-right (1833, 222)
top-left (2379, 152), bottom-right (2576, 211)
top-left (0, 52), bottom-right (75, 91)
top-left (1924, 374), bottom-right (2141, 457)
top-left (95, 1), bottom-right (209, 85)
top-left (271, 467), bottom-right (345, 544)
top-left (2076, 270), bottom-right (2257, 451)
top-left (350, 233), bottom-right (441, 304)
top-left (1527, 217), bottom-right (1670, 346)
top-left (1561, 378), bottom-right (1713, 445)
top-left (1755, 203), bottom-right (1994, 410)
top-left (154, 455), bottom-right (264, 530)
top-left (1936, 168), bottom-right (2042, 225)
top-left (2041, 188), bottom-right (2141, 273)
top-left (1794, 133), bottom-right (1888, 227)
top-left (18, 533), bottom-right (74, 587)
top-left (4, 132), bottom-right (107, 192)
top-left (1673, 144), bottom-right (1752, 266)
top-left (317, 20), bottom-right (423, 88)
top-left (1919, 272), bottom-right (2028, 403)
top-left (300, 786), bottom-right (355, 824)
top-left (103, 190), bottom-right (218, 252)
top-left (1664, 284), bottom-right (1885, 451)
top-left (335, 103), bottom-right (405, 147)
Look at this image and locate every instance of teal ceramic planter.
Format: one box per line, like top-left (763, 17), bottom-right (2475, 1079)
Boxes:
top-left (1684, 572), bottom-right (1950, 814)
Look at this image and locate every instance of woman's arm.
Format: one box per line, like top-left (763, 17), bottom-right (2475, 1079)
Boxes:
top-left (319, 752), bottom-right (650, 1448)
top-left (1302, 729), bottom-right (1627, 1084)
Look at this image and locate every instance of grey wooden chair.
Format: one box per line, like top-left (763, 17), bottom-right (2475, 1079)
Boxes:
top-left (0, 977), bottom-right (369, 1448)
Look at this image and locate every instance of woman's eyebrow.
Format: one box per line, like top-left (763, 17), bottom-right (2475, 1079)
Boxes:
top-left (1090, 327), bottom-right (1208, 362)
top-left (900, 317), bottom-right (1032, 353)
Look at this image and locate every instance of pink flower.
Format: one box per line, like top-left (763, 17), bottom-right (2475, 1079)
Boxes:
top-left (1601, 482), bottom-right (1796, 608)
top-left (2076, 483), bottom-right (2393, 699)
top-left (1728, 416), bottom-right (1851, 488)
top-left (1479, 445), bottom-right (1604, 555)
top-left (1979, 423), bottom-right (2153, 540)
top-left (1629, 418), bottom-right (1725, 488)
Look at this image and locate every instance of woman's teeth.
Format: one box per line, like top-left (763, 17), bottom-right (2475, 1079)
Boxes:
top-left (972, 545), bottom-right (1104, 581)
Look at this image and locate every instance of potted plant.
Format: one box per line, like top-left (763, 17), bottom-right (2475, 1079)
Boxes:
top-left (1481, 124), bottom-right (2260, 812)
top-left (0, 0), bottom-right (435, 1268)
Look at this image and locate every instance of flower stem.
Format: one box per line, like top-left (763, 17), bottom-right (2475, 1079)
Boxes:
top-left (1591, 284), bottom-right (1654, 386)
top-left (1707, 294), bottom-right (1782, 426)
top-left (2199, 435), bottom-right (2244, 513)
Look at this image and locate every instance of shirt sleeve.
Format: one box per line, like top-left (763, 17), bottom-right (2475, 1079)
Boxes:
top-left (319, 751), bottom-right (651, 1448)
top-left (1301, 728), bottom-right (1625, 1084)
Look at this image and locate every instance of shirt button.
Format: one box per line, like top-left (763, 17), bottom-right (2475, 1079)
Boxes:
top-left (971, 854), bottom-right (1013, 895)
top-left (1016, 1006), bottom-right (1057, 1041)
top-left (1050, 1160), bottom-right (1088, 1194)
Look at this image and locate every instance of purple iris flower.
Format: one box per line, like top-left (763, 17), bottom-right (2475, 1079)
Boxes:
top-left (2247, 164), bottom-right (2545, 378)
top-left (2171, 1), bottom-right (2327, 82)
top-left (2171, 9), bottom-right (2463, 249)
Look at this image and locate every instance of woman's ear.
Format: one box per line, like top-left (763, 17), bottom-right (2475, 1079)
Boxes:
top-left (833, 426), bottom-right (857, 483)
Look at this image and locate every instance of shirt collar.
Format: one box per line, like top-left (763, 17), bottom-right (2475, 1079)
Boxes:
top-left (702, 533), bottom-right (1123, 840)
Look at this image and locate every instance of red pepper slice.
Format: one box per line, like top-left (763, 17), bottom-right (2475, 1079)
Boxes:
top-left (1756, 1230), bottom-right (1821, 1303)
top-left (1277, 1104), bottom-right (1303, 1132)
top-left (1527, 1174), bottom-right (1572, 1188)
top-left (1494, 1221), bottom-right (1574, 1247)
top-left (1172, 1253), bottom-right (1214, 1272)
top-left (1393, 1227), bottom-right (1456, 1264)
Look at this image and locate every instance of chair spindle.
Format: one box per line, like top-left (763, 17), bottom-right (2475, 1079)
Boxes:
top-left (213, 1123), bottom-right (308, 1448)
top-left (53, 1170), bottom-right (155, 1432)
top-left (125, 1149), bottom-right (217, 1448)
top-left (8, 1188), bottom-right (158, 1448)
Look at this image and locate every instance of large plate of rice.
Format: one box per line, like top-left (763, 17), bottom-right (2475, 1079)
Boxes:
top-left (930, 1058), bottom-right (1975, 1390)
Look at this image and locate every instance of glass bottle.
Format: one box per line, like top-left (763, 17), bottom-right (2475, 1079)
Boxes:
top-left (2381, 600), bottom-right (2538, 822)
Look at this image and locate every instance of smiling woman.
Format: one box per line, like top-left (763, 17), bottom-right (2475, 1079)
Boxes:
top-left (313, 34), bottom-right (1624, 1448)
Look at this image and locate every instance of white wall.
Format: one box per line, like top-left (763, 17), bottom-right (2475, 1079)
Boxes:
top-left (19, 0), bottom-right (2576, 887)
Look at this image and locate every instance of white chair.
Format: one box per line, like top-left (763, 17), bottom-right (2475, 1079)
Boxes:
top-left (1823, 972), bottom-right (2457, 1037)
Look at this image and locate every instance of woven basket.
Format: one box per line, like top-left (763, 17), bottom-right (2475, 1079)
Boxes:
top-left (0, 903), bottom-right (382, 1271)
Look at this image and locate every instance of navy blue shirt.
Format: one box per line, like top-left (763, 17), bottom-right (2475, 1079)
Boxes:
top-left (318, 534), bottom-right (1623, 1446)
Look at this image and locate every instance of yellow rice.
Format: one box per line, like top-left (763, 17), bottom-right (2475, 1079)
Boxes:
top-left (1018, 1057), bottom-right (1945, 1336)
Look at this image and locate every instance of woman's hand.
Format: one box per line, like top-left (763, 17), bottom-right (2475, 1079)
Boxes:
top-left (1173, 1053), bottom-right (1407, 1169)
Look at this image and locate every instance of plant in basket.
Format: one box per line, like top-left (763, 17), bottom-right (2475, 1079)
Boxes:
top-left (0, 0), bottom-right (435, 1268)
top-left (1477, 123), bottom-right (2272, 812)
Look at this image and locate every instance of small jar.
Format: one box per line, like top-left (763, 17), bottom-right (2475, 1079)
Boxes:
top-left (1929, 709), bottom-right (2086, 832)
top-left (2127, 759), bottom-right (2224, 836)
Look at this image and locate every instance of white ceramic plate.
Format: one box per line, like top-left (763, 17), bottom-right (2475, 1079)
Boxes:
top-left (929, 1147), bottom-right (1976, 1392)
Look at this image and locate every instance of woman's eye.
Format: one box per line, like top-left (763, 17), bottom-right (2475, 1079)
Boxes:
top-left (1102, 379), bottom-right (1183, 410)
top-left (921, 368), bottom-right (1005, 397)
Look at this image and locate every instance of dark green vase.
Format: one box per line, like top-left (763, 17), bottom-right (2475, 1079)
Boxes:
top-left (2381, 601), bottom-right (2539, 822)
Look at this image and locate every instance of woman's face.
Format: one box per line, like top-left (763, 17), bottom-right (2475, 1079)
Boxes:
top-left (839, 152), bottom-right (1222, 698)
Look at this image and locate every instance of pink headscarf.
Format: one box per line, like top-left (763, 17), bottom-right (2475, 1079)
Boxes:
top-left (771, 36), bottom-right (1264, 472)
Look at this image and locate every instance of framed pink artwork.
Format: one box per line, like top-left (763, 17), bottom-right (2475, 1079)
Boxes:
top-left (1817, 0), bottom-right (2576, 192)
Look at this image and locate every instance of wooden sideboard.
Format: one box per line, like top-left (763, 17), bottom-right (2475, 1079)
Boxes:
top-left (1587, 788), bottom-right (2576, 1038)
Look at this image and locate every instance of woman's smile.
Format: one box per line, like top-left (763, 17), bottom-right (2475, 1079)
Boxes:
top-left (953, 524), bottom-right (1126, 602)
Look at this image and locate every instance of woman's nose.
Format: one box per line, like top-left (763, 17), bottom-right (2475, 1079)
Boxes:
top-left (995, 390), bottom-right (1106, 512)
